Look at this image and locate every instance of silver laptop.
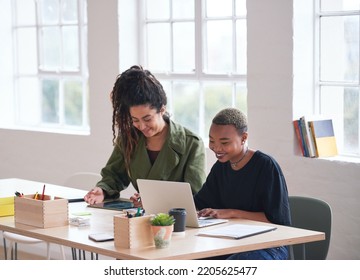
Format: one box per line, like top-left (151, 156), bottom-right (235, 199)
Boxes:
top-left (137, 179), bottom-right (228, 228)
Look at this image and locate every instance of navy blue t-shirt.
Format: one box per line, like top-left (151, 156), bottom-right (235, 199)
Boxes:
top-left (194, 150), bottom-right (291, 226)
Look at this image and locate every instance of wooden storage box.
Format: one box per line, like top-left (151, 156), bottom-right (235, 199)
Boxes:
top-left (14, 194), bottom-right (69, 228)
top-left (114, 214), bottom-right (154, 248)
top-left (0, 196), bottom-right (14, 217)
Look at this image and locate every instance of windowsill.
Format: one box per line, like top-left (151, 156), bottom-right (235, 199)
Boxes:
top-left (300, 155), bottom-right (360, 164)
top-left (0, 125), bottom-right (90, 136)
top-left (321, 155), bottom-right (360, 164)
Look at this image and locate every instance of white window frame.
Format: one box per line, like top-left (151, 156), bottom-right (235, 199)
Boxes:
top-left (315, 1), bottom-right (360, 157)
top-left (2, 0), bottom-right (89, 135)
top-left (119, 0), bottom-right (247, 140)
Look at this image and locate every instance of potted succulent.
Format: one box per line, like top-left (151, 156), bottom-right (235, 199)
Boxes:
top-left (150, 213), bottom-right (175, 248)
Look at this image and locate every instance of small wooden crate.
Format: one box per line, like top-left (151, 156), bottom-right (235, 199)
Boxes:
top-left (114, 214), bottom-right (154, 248)
top-left (14, 194), bottom-right (69, 228)
top-left (0, 196), bottom-right (14, 217)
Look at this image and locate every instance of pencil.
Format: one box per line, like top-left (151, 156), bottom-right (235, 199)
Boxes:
top-left (34, 192), bottom-right (38, 200)
top-left (41, 184), bottom-right (46, 200)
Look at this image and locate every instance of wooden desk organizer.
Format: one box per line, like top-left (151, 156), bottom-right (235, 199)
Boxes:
top-left (0, 196), bottom-right (14, 217)
top-left (14, 194), bottom-right (68, 228)
top-left (114, 214), bottom-right (154, 248)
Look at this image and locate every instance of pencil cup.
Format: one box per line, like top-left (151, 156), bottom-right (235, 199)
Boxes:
top-left (169, 208), bottom-right (186, 235)
top-left (14, 195), bottom-right (68, 228)
top-left (114, 214), bottom-right (154, 249)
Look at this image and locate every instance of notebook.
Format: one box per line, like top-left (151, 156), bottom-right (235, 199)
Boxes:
top-left (137, 179), bottom-right (228, 228)
top-left (197, 224), bottom-right (277, 240)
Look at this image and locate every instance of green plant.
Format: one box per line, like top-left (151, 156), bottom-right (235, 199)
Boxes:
top-left (150, 213), bottom-right (175, 226)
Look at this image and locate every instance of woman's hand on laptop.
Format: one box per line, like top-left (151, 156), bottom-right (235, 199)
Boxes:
top-left (198, 208), bottom-right (232, 219)
top-left (84, 187), bottom-right (105, 205)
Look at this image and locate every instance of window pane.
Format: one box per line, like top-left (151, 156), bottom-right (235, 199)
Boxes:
top-left (147, 23), bottom-right (171, 71)
top-left (320, 15), bottom-right (359, 82)
top-left (321, 0), bottom-right (360, 12)
top-left (173, 22), bottom-right (195, 73)
top-left (64, 80), bottom-right (82, 125)
top-left (172, 82), bottom-right (200, 134)
top-left (17, 27), bottom-right (38, 75)
top-left (146, 0), bottom-right (170, 20)
top-left (206, 20), bottom-right (232, 73)
top-left (42, 79), bottom-right (59, 123)
top-left (63, 26), bottom-right (80, 70)
top-left (40, 0), bottom-right (60, 24)
top-left (235, 83), bottom-right (247, 114)
top-left (320, 86), bottom-right (360, 155)
top-left (41, 27), bottom-right (61, 70)
top-left (344, 87), bottom-right (359, 153)
top-left (206, 0), bottom-right (232, 17)
top-left (62, 0), bottom-right (78, 23)
top-left (235, 0), bottom-right (247, 16)
top-left (236, 19), bottom-right (247, 74)
top-left (15, 0), bottom-right (36, 25)
top-left (160, 80), bottom-right (172, 111)
top-left (18, 77), bottom-right (40, 125)
top-left (204, 83), bottom-right (233, 135)
top-left (173, 0), bottom-right (194, 19)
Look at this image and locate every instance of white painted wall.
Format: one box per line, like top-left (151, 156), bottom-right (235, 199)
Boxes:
top-left (0, 0), bottom-right (359, 259)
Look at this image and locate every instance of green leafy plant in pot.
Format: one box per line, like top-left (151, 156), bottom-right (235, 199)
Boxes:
top-left (150, 213), bottom-right (175, 248)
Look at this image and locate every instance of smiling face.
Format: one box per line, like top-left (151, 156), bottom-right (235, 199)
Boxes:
top-left (209, 123), bottom-right (248, 163)
top-left (129, 104), bottom-right (166, 138)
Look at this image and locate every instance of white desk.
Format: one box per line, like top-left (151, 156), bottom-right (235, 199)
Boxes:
top-left (0, 178), bottom-right (325, 260)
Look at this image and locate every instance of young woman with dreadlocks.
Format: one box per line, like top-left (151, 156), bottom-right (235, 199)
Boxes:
top-left (84, 65), bottom-right (206, 207)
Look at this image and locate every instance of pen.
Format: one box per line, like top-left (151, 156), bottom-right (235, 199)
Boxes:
top-left (41, 184), bottom-right (46, 200)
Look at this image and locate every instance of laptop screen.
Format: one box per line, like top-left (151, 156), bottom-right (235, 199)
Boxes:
top-left (137, 179), bottom-right (200, 227)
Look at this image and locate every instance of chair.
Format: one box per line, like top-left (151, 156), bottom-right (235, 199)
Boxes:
top-left (63, 172), bottom-right (102, 191)
top-left (288, 196), bottom-right (332, 260)
top-left (2, 231), bottom-right (65, 260)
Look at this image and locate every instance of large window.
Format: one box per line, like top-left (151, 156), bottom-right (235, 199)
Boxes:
top-left (316, 0), bottom-right (360, 156)
top-left (119, 0), bottom-right (247, 140)
top-left (0, 0), bottom-right (89, 134)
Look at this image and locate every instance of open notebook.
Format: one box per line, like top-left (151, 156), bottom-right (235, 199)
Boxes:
top-left (137, 179), bottom-right (228, 228)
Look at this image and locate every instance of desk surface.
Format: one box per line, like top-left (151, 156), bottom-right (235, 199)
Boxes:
top-left (0, 178), bottom-right (325, 260)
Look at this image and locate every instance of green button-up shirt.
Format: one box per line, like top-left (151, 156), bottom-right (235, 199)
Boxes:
top-left (97, 120), bottom-right (206, 198)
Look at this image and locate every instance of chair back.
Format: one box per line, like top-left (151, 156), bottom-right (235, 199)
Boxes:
top-left (64, 172), bottom-right (101, 191)
top-left (289, 196), bottom-right (332, 260)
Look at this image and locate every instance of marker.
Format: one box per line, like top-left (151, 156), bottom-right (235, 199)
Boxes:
top-left (15, 191), bottom-right (23, 197)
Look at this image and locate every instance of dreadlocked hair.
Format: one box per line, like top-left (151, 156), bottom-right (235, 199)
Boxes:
top-left (110, 65), bottom-right (169, 172)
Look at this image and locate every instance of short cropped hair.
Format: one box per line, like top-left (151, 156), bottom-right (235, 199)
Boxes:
top-left (212, 108), bottom-right (248, 135)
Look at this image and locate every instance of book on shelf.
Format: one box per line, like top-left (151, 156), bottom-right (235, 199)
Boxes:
top-left (299, 116), bottom-right (316, 157)
top-left (308, 119), bottom-right (338, 157)
top-left (293, 116), bottom-right (338, 158)
top-left (293, 119), bottom-right (306, 156)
